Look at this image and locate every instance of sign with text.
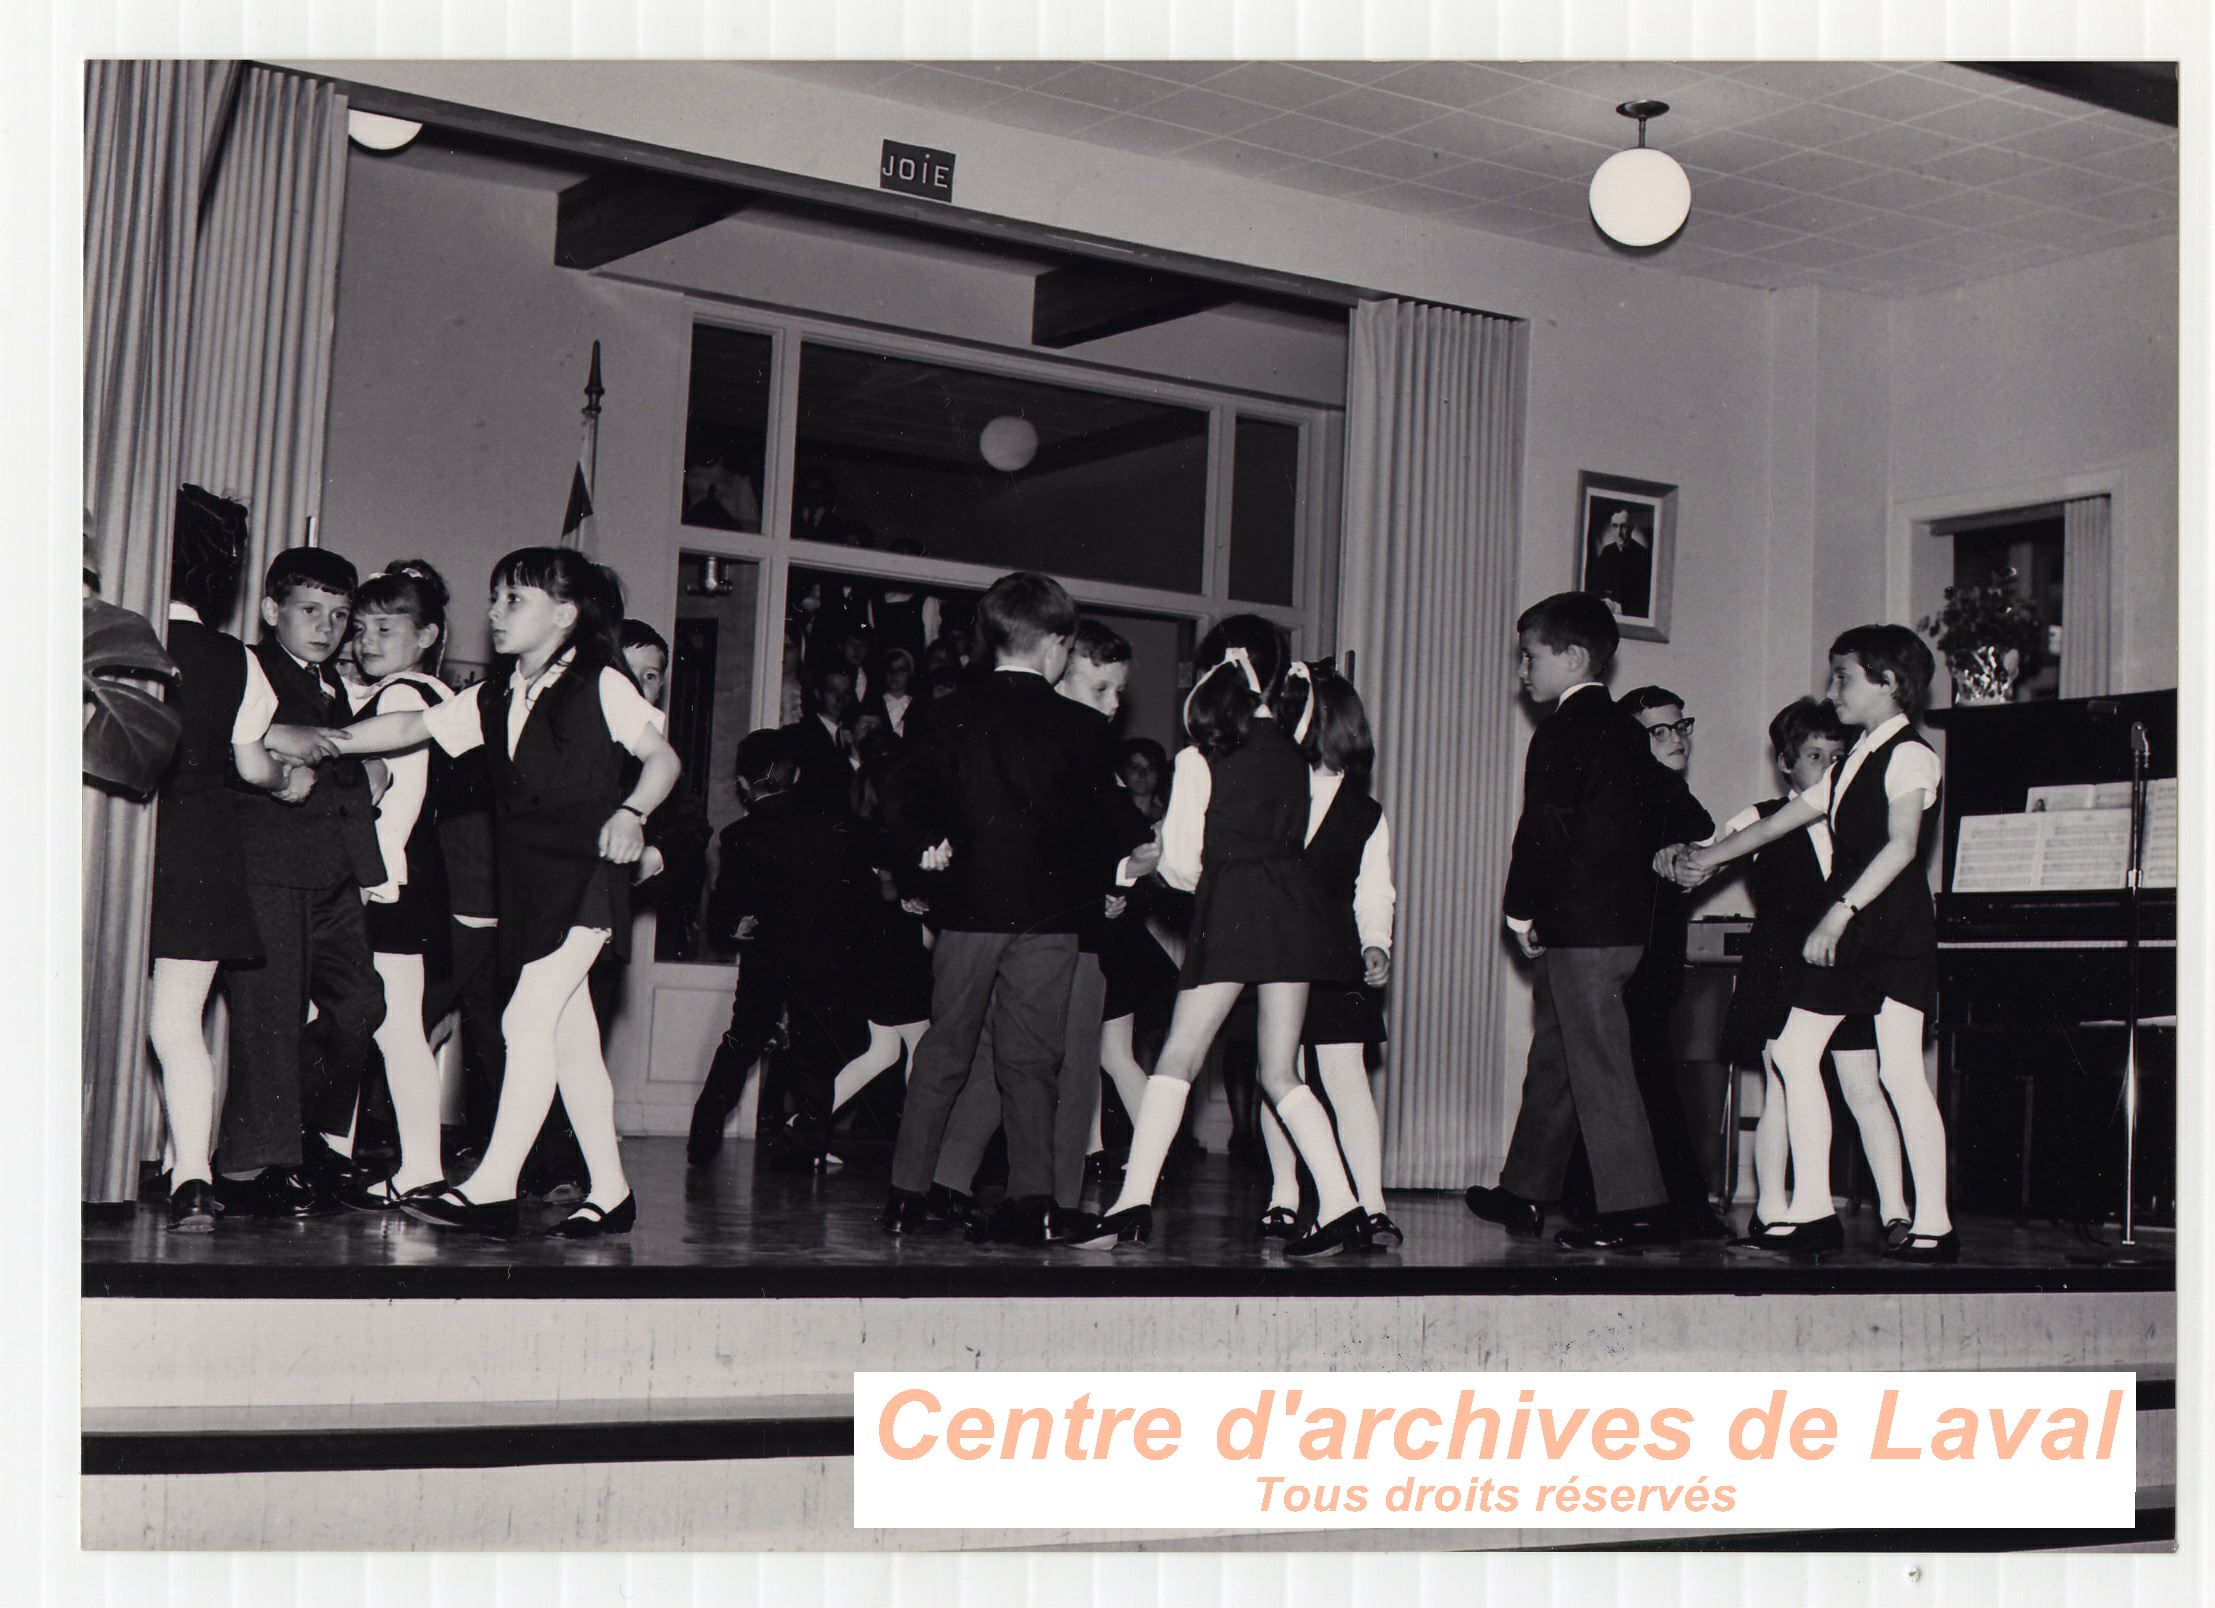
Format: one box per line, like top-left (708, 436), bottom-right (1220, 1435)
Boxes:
top-left (854, 1371), bottom-right (2134, 1531)
top-left (880, 140), bottom-right (955, 201)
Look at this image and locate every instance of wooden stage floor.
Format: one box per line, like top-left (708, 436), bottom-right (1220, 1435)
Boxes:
top-left (83, 1137), bottom-right (2174, 1301)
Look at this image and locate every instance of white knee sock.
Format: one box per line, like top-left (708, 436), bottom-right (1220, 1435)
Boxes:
top-left (1769, 1010), bottom-right (1840, 1222)
top-left (147, 959), bottom-right (219, 1186)
top-left (1106, 1076), bottom-right (1189, 1213)
top-left (553, 979), bottom-right (629, 1209)
top-left (1314, 1044), bottom-right (1385, 1216)
top-left (1875, 1000), bottom-right (1951, 1235)
top-left (1272, 1084), bottom-right (1357, 1224)
top-left (372, 953), bottom-right (444, 1191)
top-left (832, 1023), bottom-right (908, 1114)
top-left (1259, 1100), bottom-right (1299, 1211)
top-left (1832, 1047), bottom-right (1908, 1225)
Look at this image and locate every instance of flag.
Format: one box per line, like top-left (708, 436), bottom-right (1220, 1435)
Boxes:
top-left (561, 341), bottom-right (603, 549)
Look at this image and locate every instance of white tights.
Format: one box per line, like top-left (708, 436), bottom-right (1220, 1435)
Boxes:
top-left (830, 1019), bottom-right (928, 1115)
top-left (370, 953), bottom-right (445, 1192)
top-left (1090, 1013), bottom-right (1152, 1156)
top-left (1748, 1045), bottom-right (1906, 1226)
top-left (459, 929), bottom-right (628, 1208)
top-left (1260, 1043), bottom-right (1387, 1217)
top-left (1767, 999), bottom-right (1949, 1233)
top-left (147, 959), bottom-right (220, 1187)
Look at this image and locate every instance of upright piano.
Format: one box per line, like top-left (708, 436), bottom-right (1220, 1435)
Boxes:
top-left (1933, 690), bottom-right (2176, 1226)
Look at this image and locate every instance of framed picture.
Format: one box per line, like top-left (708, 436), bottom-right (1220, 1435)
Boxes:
top-left (1575, 470), bottom-right (1677, 643)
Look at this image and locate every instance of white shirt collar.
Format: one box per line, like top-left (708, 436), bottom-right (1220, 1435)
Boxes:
top-left (996, 664), bottom-right (1050, 680)
top-left (1851, 712), bottom-right (1910, 753)
top-left (167, 601), bottom-right (201, 624)
top-left (1559, 681), bottom-right (1605, 703)
top-left (511, 647), bottom-right (576, 705)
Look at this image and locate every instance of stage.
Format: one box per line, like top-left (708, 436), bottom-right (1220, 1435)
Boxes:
top-left (82, 1139), bottom-right (2176, 1552)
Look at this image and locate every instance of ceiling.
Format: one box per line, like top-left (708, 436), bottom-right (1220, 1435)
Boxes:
top-left (743, 59), bottom-right (2178, 297)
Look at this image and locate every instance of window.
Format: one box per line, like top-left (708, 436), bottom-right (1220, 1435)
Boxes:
top-left (681, 325), bottom-right (774, 533)
top-left (1229, 416), bottom-right (1300, 606)
top-left (1946, 505), bottom-right (2064, 702)
top-left (658, 552), bottom-right (760, 962)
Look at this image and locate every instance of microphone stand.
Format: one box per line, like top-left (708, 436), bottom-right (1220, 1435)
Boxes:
top-left (2075, 719), bottom-right (2154, 1265)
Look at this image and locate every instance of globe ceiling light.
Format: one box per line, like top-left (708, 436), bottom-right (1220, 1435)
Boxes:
top-left (979, 414), bottom-right (1040, 473)
top-left (1588, 100), bottom-right (1692, 249)
top-left (347, 111), bottom-right (424, 152)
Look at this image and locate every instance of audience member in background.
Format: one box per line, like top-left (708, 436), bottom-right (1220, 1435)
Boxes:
top-left (785, 656), bottom-right (860, 816)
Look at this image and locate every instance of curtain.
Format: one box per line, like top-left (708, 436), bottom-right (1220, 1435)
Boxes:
top-left (1338, 300), bottom-right (1528, 1189)
top-left (182, 68), bottom-right (350, 634)
top-left (2060, 494), bottom-right (2112, 699)
top-left (82, 63), bottom-right (350, 1203)
top-left (82, 61), bottom-right (237, 1204)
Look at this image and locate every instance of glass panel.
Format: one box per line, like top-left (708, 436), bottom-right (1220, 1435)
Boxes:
top-left (1951, 514), bottom-right (2065, 702)
top-left (1229, 416), bottom-right (1299, 606)
top-left (682, 325), bottom-right (774, 533)
top-left (793, 344), bottom-right (1209, 591)
top-left (658, 552), bottom-right (761, 963)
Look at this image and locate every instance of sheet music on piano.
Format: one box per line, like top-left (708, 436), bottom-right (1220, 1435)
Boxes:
top-left (1954, 779), bottom-right (2177, 893)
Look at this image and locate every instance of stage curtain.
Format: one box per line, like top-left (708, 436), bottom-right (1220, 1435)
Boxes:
top-left (2060, 494), bottom-right (2112, 699)
top-left (182, 67), bottom-right (350, 633)
top-left (82, 61), bottom-right (237, 1205)
top-left (1338, 299), bottom-right (1528, 1189)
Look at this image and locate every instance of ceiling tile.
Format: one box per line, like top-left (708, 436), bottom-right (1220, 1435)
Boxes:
top-left (1907, 186), bottom-right (2038, 225)
top-left (1818, 68), bottom-right (1988, 123)
top-left (1078, 113), bottom-right (1214, 159)
top-left (1359, 179), bottom-right (1478, 217)
top-left (1669, 127), bottom-right (1804, 175)
top-left (1424, 159), bottom-right (1554, 203)
top-left (2071, 139), bottom-right (2179, 185)
top-left (1332, 136), bottom-right (1465, 182)
top-left (1741, 149), bottom-right (1886, 194)
top-left (1719, 61), bottom-right (1896, 100)
top-left (1822, 122), bottom-right (1970, 171)
top-left (1033, 64), bottom-right (1182, 113)
top-left (1746, 192), bottom-right (1887, 235)
top-left (1134, 85), bottom-right (1280, 136)
top-left (930, 61), bottom-right (1076, 90)
top-left (980, 90), bottom-right (1120, 135)
top-left (1235, 112), bottom-right (1372, 161)
top-left (1646, 75), bottom-right (1800, 133)
top-left (1118, 61), bottom-right (1235, 87)
top-left (1684, 214), bottom-right (1804, 255)
top-left (2066, 186), bottom-right (2178, 227)
top-left (1493, 132), bottom-right (1616, 182)
top-left (1914, 143), bottom-right (2053, 187)
top-left (873, 65), bottom-right (1013, 114)
top-left (1544, 60), bottom-right (1715, 103)
top-left (1986, 162), bottom-right (2133, 211)
top-left (1910, 96), bottom-right (2071, 144)
top-left (1465, 78), bottom-right (1620, 139)
top-left (765, 61), bottom-right (908, 92)
top-left (1205, 61), bottom-right (1361, 112)
top-left (1376, 61), bottom-right (1530, 109)
top-left (1295, 61), bottom-right (1415, 86)
top-left (1268, 161), bottom-right (1386, 199)
top-left (1893, 229), bottom-right (2030, 270)
top-left (1734, 101), bottom-right (1892, 151)
top-left (1837, 210), bottom-right (1962, 251)
top-left (1826, 169), bottom-right (1967, 212)
top-left (1678, 171), bottom-right (1799, 214)
top-left (1516, 217), bottom-right (1613, 254)
top-left (1498, 177), bottom-right (1591, 216)
top-left (1161, 138), bottom-right (1307, 180)
top-left (1751, 233), bottom-right (1880, 270)
top-left (1450, 199), bottom-right (1566, 236)
top-left (1304, 87), bottom-right (1446, 137)
top-left (1417, 111), bottom-right (1537, 162)
top-left (1977, 206), bottom-right (2111, 251)
top-left (2004, 115), bottom-right (2160, 167)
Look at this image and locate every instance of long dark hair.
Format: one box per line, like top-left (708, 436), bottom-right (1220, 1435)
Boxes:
top-left (489, 546), bottom-right (633, 687)
top-left (170, 485), bottom-right (250, 620)
top-left (1185, 614), bottom-right (1289, 758)
top-left (1300, 663), bottom-right (1375, 787)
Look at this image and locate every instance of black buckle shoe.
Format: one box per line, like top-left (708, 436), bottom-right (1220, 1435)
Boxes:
top-left (1745, 1214), bottom-right (1845, 1259)
top-left (1067, 1204), bottom-right (1151, 1250)
top-left (1285, 1208), bottom-right (1375, 1258)
top-left (1883, 1227), bottom-right (1959, 1264)
top-left (167, 1179), bottom-right (218, 1234)
top-left (1363, 1212), bottom-right (1404, 1249)
top-left (882, 1188), bottom-right (933, 1235)
top-left (1554, 1213), bottom-right (1679, 1254)
top-left (550, 1193), bottom-right (637, 1239)
top-left (1257, 1206), bottom-right (1301, 1240)
top-left (1464, 1184), bottom-right (1545, 1238)
top-left (399, 1185), bottom-right (519, 1239)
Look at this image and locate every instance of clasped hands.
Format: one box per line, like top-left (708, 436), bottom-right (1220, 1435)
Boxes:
top-left (1652, 843), bottom-right (1717, 889)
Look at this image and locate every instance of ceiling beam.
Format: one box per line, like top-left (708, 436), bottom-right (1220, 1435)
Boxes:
top-left (1962, 61), bottom-right (2177, 127)
top-left (555, 169), bottom-right (754, 270)
top-left (1031, 263), bottom-right (1239, 349)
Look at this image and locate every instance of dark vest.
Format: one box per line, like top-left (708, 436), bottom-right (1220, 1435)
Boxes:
top-left (365, 672), bottom-right (452, 901)
top-left (232, 638), bottom-right (386, 890)
top-left (1825, 724), bottom-right (1937, 951)
top-left (162, 618), bottom-right (247, 798)
top-left (1743, 796), bottom-right (1826, 964)
top-left (1305, 779), bottom-right (1384, 972)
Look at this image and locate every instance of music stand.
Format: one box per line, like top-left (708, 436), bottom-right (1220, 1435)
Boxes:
top-left (2070, 719), bottom-right (2157, 1266)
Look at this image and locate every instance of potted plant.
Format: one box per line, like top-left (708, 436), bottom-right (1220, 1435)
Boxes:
top-left (1919, 570), bottom-right (2045, 706)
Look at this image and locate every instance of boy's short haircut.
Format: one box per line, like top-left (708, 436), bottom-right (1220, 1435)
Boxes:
top-left (621, 618), bottom-right (670, 658)
top-left (1768, 696), bottom-right (1849, 763)
top-left (977, 571), bottom-right (1078, 659)
top-left (1071, 618), bottom-right (1132, 667)
top-left (1830, 623), bottom-right (1935, 712)
top-left (734, 727), bottom-right (797, 790)
top-left (1618, 684), bottom-right (1684, 717)
top-left (1516, 591), bottom-right (1619, 675)
top-left (804, 654), bottom-right (857, 693)
top-left (264, 546), bottom-right (358, 604)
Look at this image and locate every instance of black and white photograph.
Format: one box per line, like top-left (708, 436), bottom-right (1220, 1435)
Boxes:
top-left (33, 3), bottom-right (2211, 1603)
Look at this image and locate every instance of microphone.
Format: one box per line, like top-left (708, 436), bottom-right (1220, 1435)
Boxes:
top-left (2129, 721), bottom-right (2151, 766)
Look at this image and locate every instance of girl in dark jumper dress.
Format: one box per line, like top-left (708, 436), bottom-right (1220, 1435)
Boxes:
top-left (1080, 617), bottom-right (1372, 1258)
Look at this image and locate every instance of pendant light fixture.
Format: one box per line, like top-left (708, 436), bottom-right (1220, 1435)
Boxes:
top-left (1588, 100), bottom-right (1692, 248)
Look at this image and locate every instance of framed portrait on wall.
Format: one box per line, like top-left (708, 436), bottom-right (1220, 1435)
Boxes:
top-left (1575, 471), bottom-right (1677, 643)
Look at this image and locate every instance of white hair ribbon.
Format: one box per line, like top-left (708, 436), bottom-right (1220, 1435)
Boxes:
top-left (1181, 644), bottom-right (1267, 735)
top-left (1283, 659), bottom-right (1316, 744)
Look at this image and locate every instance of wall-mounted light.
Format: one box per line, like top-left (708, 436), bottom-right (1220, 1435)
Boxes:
top-left (1589, 100), bottom-right (1691, 248)
top-left (979, 415), bottom-right (1039, 473)
top-left (347, 111), bottom-right (424, 152)
top-left (687, 555), bottom-right (735, 597)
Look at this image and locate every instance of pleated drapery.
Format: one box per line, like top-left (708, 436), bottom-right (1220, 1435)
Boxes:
top-left (82, 60), bottom-right (236, 1205)
top-left (181, 68), bottom-right (350, 635)
top-left (2060, 494), bottom-right (2113, 699)
top-left (81, 63), bottom-right (349, 1203)
top-left (1338, 300), bottom-right (1528, 1189)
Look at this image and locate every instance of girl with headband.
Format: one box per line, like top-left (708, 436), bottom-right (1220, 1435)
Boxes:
top-left (1075, 616), bottom-right (1373, 1257)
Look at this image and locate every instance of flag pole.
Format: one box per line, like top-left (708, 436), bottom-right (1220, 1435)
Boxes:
top-left (584, 339), bottom-right (604, 496)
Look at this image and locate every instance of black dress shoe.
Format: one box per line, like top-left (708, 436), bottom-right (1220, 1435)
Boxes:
top-left (1884, 1227), bottom-right (1960, 1264)
top-left (1554, 1213), bottom-right (1679, 1254)
top-left (882, 1188), bottom-right (934, 1235)
top-left (550, 1194), bottom-right (637, 1239)
top-left (970, 1195), bottom-right (1064, 1246)
top-left (1881, 1217), bottom-right (1915, 1252)
top-left (1046, 1205), bottom-right (1105, 1245)
top-left (1286, 1208), bottom-right (1375, 1258)
top-left (338, 1172), bottom-right (439, 1213)
top-left (1257, 1206), bottom-right (1301, 1240)
top-left (1746, 1214), bottom-right (1845, 1259)
top-left (215, 1167), bottom-right (330, 1219)
top-left (1726, 1213), bottom-right (1773, 1251)
top-left (167, 1179), bottom-right (218, 1234)
top-left (924, 1183), bottom-right (985, 1231)
top-left (1363, 1212), bottom-right (1404, 1249)
top-left (1464, 1184), bottom-right (1545, 1238)
top-left (1068, 1204), bottom-right (1151, 1250)
top-left (399, 1185), bottom-right (520, 1238)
